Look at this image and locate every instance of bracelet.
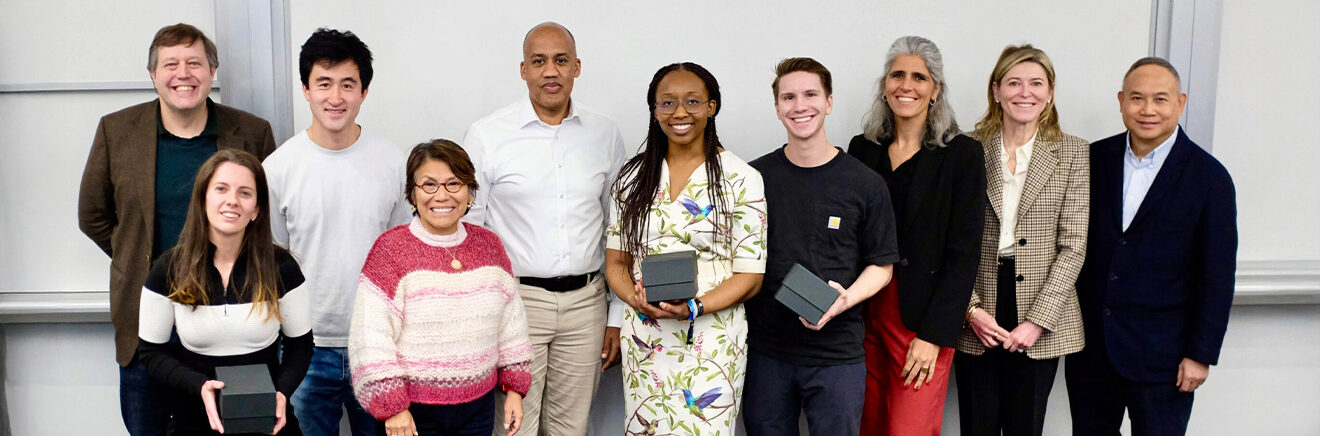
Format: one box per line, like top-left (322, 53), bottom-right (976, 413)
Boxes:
top-left (686, 299), bottom-right (698, 322)
top-left (692, 298), bottom-right (705, 317)
top-left (965, 306), bottom-right (979, 323)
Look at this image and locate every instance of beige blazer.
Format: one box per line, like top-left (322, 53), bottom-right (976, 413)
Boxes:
top-left (77, 99), bottom-right (276, 366)
top-left (957, 129), bottom-right (1089, 359)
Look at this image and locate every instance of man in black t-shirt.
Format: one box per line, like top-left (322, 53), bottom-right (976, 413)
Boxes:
top-left (744, 58), bottom-right (899, 436)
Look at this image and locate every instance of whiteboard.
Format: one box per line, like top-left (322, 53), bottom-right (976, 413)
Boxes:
top-left (289, 1), bottom-right (1152, 164)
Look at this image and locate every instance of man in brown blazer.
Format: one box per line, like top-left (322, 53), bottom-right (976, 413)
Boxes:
top-left (76, 23), bottom-right (275, 436)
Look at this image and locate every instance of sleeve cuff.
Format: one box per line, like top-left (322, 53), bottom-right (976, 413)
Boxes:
top-left (499, 361), bottom-right (533, 397)
top-left (607, 297), bottom-right (625, 328)
top-left (731, 258), bottom-right (766, 274)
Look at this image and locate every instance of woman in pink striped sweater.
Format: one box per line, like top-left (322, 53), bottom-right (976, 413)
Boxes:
top-left (349, 139), bottom-right (533, 436)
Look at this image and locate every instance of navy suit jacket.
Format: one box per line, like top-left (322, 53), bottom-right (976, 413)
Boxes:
top-left (1075, 128), bottom-right (1237, 383)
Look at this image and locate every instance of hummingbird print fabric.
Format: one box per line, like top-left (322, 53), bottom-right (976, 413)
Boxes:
top-left (607, 151), bottom-right (767, 435)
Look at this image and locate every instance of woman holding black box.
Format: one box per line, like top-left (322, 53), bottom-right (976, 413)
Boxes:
top-left (846, 35), bottom-right (987, 435)
top-left (604, 62), bottom-right (767, 435)
top-left (954, 44), bottom-right (1088, 436)
top-left (136, 149), bottom-right (312, 435)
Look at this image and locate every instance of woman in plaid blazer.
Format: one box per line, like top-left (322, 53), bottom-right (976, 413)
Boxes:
top-left (955, 45), bottom-right (1089, 436)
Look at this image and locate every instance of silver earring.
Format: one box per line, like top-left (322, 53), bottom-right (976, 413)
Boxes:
top-left (930, 99), bottom-right (936, 106)
top-left (467, 201), bottom-right (476, 208)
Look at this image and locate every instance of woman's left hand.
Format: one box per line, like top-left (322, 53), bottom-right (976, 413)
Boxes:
top-left (1003, 321), bottom-right (1043, 353)
top-left (901, 338), bottom-right (942, 390)
top-left (269, 391), bottom-right (287, 435)
top-left (504, 391), bottom-right (524, 436)
top-left (655, 300), bottom-right (692, 320)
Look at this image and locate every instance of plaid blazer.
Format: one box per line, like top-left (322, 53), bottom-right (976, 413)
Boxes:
top-left (957, 129), bottom-right (1089, 359)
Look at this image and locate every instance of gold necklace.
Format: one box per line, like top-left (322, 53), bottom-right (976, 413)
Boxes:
top-left (440, 245), bottom-right (462, 270)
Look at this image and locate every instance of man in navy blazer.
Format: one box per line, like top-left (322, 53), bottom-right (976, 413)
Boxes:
top-left (1066, 57), bottom-right (1237, 436)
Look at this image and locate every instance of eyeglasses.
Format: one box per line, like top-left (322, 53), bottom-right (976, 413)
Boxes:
top-left (655, 98), bottom-right (710, 115)
top-left (416, 180), bottom-right (465, 194)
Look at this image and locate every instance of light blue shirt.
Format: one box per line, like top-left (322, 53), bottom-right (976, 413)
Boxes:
top-left (1122, 126), bottom-right (1178, 230)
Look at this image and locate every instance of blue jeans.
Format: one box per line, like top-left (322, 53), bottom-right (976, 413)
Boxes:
top-left (120, 360), bottom-right (170, 436)
top-left (292, 347), bottom-right (380, 436)
top-left (742, 351), bottom-right (866, 436)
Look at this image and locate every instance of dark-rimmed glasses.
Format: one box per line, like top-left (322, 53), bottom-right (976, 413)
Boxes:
top-left (416, 180), bottom-right (465, 194)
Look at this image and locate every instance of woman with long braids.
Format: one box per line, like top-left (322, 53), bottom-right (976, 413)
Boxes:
top-left (604, 62), bottom-right (767, 435)
top-left (136, 149), bottom-right (312, 435)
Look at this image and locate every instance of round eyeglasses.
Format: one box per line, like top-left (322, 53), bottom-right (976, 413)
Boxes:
top-left (655, 98), bottom-right (710, 115)
top-left (416, 180), bottom-right (465, 194)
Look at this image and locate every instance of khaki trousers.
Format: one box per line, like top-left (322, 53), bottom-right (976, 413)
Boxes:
top-left (494, 277), bottom-right (606, 436)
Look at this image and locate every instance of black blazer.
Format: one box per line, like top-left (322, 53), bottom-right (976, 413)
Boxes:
top-left (848, 133), bottom-right (986, 347)
top-left (1076, 128), bottom-right (1237, 383)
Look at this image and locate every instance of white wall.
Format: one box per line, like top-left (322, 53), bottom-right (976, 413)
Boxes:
top-left (288, 0), bottom-right (1150, 162)
top-left (0, 1), bottom-right (216, 292)
top-left (1211, 0), bottom-right (1320, 261)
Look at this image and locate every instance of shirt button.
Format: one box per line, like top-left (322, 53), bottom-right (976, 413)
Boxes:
top-left (1016, 274), bottom-right (1025, 282)
top-left (1103, 308), bottom-right (1112, 316)
top-left (899, 258), bottom-right (909, 266)
top-left (1018, 238), bottom-right (1027, 246)
top-left (1119, 238), bottom-right (1127, 245)
top-left (1109, 273), bottom-right (1119, 280)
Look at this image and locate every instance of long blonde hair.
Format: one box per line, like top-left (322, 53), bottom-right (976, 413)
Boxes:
top-left (973, 44), bottom-right (1062, 140)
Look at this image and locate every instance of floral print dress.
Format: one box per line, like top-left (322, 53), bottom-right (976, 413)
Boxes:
top-left (607, 151), bottom-right (767, 436)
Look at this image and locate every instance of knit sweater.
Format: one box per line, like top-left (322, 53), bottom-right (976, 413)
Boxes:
top-left (349, 218), bottom-right (533, 420)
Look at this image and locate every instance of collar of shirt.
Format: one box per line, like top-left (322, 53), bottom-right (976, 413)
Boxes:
top-left (1124, 125), bottom-right (1178, 170)
top-left (204, 242), bottom-right (249, 302)
top-left (517, 97), bottom-right (581, 129)
top-left (998, 130), bottom-right (1037, 177)
top-left (157, 98), bottom-right (219, 139)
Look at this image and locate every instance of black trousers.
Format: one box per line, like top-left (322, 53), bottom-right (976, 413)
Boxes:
top-left (955, 257), bottom-right (1060, 436)
top-left (1065, 345), bottom-right (1194, 436)
top-left (388, 389), bottom-right (496, 436)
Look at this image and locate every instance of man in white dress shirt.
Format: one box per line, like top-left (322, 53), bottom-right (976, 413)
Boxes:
top-left (462, 22), bottom-right (626, 436)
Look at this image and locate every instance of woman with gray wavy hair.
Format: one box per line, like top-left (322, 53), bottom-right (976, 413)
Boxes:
top-left (846, 35), bottom-right (986, 436)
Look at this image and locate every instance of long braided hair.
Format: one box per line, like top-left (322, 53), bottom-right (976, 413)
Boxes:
top-left (613, 62), bottom-right (731, 260)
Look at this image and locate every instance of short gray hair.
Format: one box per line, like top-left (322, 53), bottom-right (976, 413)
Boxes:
top-left (862, 35), bottom-right (961, 147)
top-left (1123, 56), bottom-right (1182, 91)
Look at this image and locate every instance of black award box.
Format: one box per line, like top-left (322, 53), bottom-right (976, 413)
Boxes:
top-left (640, 250), bottom-right (698, 303)
top-left (774, 263), bottom-right (841, 325)
top-left (215, 364), bottom-right (277, 434)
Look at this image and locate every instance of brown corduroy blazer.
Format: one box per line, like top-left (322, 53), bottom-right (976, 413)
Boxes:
top-left (77, 99), bottom-right (276, 366)
top-left (957, 129), bottom-right (1089, 359)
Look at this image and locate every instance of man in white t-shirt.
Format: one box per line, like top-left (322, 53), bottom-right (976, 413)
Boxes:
top-left (263, 28), bottom-right (411, 436)
top-left (462, 22), bottom-right (626, 436)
